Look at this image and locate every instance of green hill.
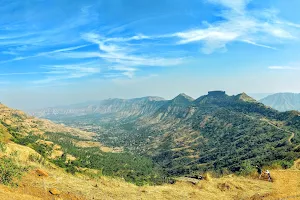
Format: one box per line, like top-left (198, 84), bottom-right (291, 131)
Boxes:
top-left (34, 92), bottom-right (300, 178)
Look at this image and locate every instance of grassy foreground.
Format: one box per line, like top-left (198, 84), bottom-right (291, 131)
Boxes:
top-left (1, 142), bottom-right (299, 200)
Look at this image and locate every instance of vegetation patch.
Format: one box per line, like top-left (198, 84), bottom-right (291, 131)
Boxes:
top-left (0, 157), bottom-right (28, 186)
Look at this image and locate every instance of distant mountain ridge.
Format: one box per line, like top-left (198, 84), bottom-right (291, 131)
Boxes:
top-left (31, 91), bottom-right (300, 176)
top-left (260, 93), bottom-right (300, 111)
top-left (30, 96), bottom-right (166, 118)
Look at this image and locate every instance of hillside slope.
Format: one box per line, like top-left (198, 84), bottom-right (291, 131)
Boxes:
top-left (1, 99), bottom-right (300, 199)
top-left (137, 92), bottom-right (300, 175)
top-left (33, 92), bottom-right (300, 178)
top-left (1, 141), bottom-right (300, 200)
top-left (0, 103), bottom-right (169, 186)
top-left (0, 103), bottom-right (94, 140)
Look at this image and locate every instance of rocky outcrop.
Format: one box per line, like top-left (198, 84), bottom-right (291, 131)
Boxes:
top-left (36, 169), bottom-right (49, 177)
top-left (49, 188), bottom-right (61, 195)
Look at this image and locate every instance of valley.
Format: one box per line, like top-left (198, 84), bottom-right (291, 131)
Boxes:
top-left (31, 91), bottom-right (300, 177)
top-left (2, 0), bottom-right (300, 199)
top-left (1, 91), bottom-right (300, 199)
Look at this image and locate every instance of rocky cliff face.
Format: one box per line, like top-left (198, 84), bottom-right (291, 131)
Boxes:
top-left (30, 96), bottom-right (166, 119)
top-left (152, 93), bottom-right (194, 121)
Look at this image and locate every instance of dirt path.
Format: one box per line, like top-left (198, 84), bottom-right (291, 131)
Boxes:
top-left (261, 118), bottom-right (295, 145)
top-left (288, 133), bottom-right (295, 144)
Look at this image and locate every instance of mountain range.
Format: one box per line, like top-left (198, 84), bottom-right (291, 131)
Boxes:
top-left (260, 93), bottom-right (300, 111)
top-left (30, 91), bottom-right (300, 176)
top-left (1, 91), bottom-right (300, 199)
top-left (30, 96), bottom-right (166, 119)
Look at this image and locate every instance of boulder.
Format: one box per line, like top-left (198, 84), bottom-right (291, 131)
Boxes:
top-left (49, 188), bottom-right (61, 195)
top-left (36, 169), bottom-right (49, 177)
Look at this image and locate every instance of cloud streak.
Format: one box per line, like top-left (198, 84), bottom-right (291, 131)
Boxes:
top-left (33, 62), bottom-right (101, 84)
top-left (52, 32), bottom-right (184, 79)
top-left (0, 44), bottom-right (90, 64)
top-left (1, 0), bottom-right (300, 85)
top-left (268, 66), bottom-right (300, 70)
top-left (171, 0), bottom-right (297, 53)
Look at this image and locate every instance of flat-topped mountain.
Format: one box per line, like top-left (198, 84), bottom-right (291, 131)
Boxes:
top-left (33, 91), bottom-right (300, 177)
top-left (260, 93), bottom-right (300, 111)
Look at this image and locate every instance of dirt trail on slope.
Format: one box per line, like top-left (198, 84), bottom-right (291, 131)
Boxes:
top-left (261, 118), bottom-right (295, 144)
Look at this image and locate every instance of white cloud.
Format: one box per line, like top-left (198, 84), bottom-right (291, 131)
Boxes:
top-left (109, 65), bottom-right (138, 78)
top-left (57, 33), bottom-right (184, 69)
top-left (51, 32), bottom-right (184, 79)
top-left (275, 20), bottom-right (300, 28)
top-left (268, 66), bottom-right (299, 70)
top-left (0, 72), bottom-right (41, 76)
top-left (104, 34), bottom-right (150, 42)
top-left (0, 61), bottom-right (101, 84)
top-left (242, 40), bottom-right (277, 50)
top-left (172, 0), bottom-right (298, 53)
top-left (110, 66), bottom-right (137, 72)
top-left (33, 62), bottom-right (101, 84)
top-left (0, 44), bottom-right (89, 64)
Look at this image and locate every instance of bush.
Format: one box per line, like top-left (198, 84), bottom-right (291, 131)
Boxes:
top-left (0, 142), bottom-right (6, 152)
top-left (0, 157), bottom-right (27, 186)
top-left (238, 161), bottom-right (256, 176)
top-left (28, 153), bottom-right (46, 165)
top-left (267, 160), bottom-right (294, 169)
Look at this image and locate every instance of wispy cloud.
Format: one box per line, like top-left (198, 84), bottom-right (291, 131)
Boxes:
top-left (242, 40), bottom-right (277, 50)
top-left (52, 32), bottom-right (184, 79)
top-left (109, 65), bottom-right (138, 78)
top-left (0, 72), bottom-right (42, 76)
top-left (33, 62), bottom-right (101, 84)
top-left (0, 44), bottom-right (90, 64)
top-left (171, 0), bottom-right (298, 53)
top-left (0, 61), bottom-right (101, 84)
top-left (1, 0), bottom-right (300, 86)
top-left (268, 66), bottom-right (300, 70)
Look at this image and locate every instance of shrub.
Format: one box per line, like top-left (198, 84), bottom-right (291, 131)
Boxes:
top-left (267, 160), bottom-right (294, 169)
top-left (28, 153), bottom-right (45, 164)
top-left (0, 142), bottom-right (6, 152)
top-left (238, 161), bottom-right (256, 176)
top-left (0, 157), bottom-right (27, 186)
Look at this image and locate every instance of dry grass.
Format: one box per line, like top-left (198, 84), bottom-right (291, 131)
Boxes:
top-left (14, 168), bottom-right (273, 200)
top-left (0, 141), bottom-right (299, 200)
top-left (0, 103), bottom-right (95, 140)
top-left (1, 142), bottom-right (40, 162)
top-left (0, 185), bottom-right (42, 200)
top-left (76, 141), bottom-right (123, 153)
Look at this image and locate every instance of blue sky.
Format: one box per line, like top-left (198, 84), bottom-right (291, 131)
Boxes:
top-left (1, 0), bottom-right (300, 109)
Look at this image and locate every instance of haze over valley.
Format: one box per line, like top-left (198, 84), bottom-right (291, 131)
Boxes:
top-left (1, 0), bottom-right (300, 199)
